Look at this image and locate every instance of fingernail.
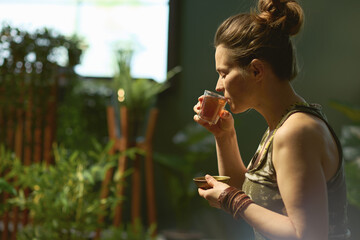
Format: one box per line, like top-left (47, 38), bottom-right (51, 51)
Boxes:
top-left (221, 111), bottom-right (229, 118)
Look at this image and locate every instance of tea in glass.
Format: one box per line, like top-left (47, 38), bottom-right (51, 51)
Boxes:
top-left (198, 90), bottom-right (227, 125)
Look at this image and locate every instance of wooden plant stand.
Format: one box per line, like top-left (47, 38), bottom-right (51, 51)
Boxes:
top-left (0, 80), bottom-right (58, 240)
top-left (95, 106), bottom-right (158, 239)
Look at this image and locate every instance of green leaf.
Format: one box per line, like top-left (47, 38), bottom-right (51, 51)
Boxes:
top-left (103, 139), bottom-right (115, 154)
top-left (0, 178), bottom-right (17, 195)
top-left (91, 138), bottom-right (103, 153)
top-left (83, 171), bottom-right (94, 184)
top-left (345, 161), bottom-right (360, 209)
top-left (111, 50), bottom-right (181, 113)
top-left (113, 168), bottom-right (133, 183)
top-left (330, 100), bottom-right (360, 123)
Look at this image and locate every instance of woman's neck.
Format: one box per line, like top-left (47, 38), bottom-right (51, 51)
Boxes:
top-left (254, 81), bottom-right (305, 131)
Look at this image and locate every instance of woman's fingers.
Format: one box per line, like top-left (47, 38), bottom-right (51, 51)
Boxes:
top-left (193, 95), bottom-right (235, 136)
top-left (193, 103), bottom-right (199, 114)
top-left (219, 109), bottom-right (230, 119)
top-left (205, 174), bottom-right (217, 188)
top-left (193, 95), bottom-right (204, 114)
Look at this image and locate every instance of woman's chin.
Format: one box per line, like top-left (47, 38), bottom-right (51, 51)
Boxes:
top-left (231, 106), bottom-right (250, 114)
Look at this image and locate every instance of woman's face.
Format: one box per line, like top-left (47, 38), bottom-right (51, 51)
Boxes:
top-left (215, 45), bottom-right (257, 114)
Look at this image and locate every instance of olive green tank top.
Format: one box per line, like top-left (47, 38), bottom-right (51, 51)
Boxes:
top-left (242, 103), bottom-right (350, 240)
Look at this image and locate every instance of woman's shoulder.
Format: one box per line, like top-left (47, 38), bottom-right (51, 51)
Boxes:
top-left (272, 112), bottom-right (329, 175)
top-left (275, 111), bottom-right (328, 145)
top-left (273, 110), bottom-right (340, 181)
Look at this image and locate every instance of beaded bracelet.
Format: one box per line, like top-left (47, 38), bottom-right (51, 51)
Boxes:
top-left (218, 186), bottom-right (254, 219)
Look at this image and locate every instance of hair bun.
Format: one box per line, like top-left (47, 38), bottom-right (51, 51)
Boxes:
top-left (256, 0), bottom-right (304, 36)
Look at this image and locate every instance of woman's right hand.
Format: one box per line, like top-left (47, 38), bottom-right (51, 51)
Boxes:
top-left (193, 95), bottom-right (235, 138)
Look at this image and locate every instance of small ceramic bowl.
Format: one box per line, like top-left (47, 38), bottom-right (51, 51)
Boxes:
top-left (193, 176), bottom-right (230, 189)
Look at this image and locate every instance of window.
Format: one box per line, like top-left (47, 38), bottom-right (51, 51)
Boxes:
top-left (0, 0), bottom-right (169, 82)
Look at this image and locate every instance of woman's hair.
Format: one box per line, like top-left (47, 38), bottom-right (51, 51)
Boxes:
top-left (214, 0), bottom-right (304, 81)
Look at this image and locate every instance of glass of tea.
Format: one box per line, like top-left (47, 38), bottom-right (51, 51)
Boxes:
top-left (198, 90), bottom-right (227, 125)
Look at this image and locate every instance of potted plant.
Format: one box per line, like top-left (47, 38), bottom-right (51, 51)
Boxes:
top-left (0, 24), bottom-right (85, 164)
top-left (110, 48), bottom-right (181, 143)
top-left (1, 141), bottom-right (139, 239)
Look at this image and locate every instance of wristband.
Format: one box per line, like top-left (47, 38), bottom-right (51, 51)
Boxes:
top-left (218, 186), bottom-right (254, 219)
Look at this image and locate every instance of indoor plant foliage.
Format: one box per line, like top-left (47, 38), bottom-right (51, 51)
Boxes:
top-left (0, 23), bottom-right (84, 154)
top-left (0, 23), bottom-right (83, 94)
top-left (111, 49), bottom-right (181, 142)
top-left (155, 123), bottom-right (218, 230)
top-left (1, 141), bottom-right (135, 240)
top-left (56, 76), bottom-right (112, 151)
top-left (101, 219), bottom-right (157, 240)
top-left (331, 101), bottom-right (360, 209)
top-left (0, 145), bottom-right (18, 215)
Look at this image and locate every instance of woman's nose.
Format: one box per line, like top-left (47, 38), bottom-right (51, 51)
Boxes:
top-left (215, 78), bottom-right (224, 92)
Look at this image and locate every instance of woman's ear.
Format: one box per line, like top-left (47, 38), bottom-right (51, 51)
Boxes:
top-left (249, 59), bottom-right (264, 80)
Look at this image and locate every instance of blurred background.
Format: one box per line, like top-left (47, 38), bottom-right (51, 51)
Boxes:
top-left (0, 0), bottom-right (359, 239)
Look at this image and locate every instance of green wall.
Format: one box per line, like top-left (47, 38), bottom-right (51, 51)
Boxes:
top-left (154, 0), bottom-right (360, 238)
top-left (157, 0), bottom-right (360, 154)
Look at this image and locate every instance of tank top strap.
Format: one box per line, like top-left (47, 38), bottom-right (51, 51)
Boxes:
top-left (275, 102), bottom-right (343, 163)
top-left (259, 103), bottom-right (316, 157)
top-left (248, 102), bottom-right (342, 172)
top-left (276, 102), bottom-right (322, 128)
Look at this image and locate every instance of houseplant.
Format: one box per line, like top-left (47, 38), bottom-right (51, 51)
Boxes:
top-left (0, 145), bottom-right (17, 215)
top-left (330, 101), bottom-right (360, 208)
top-left (0, 23), bottom-right (84, 163)
top-left (1, 141), bottom-right (138, 239)
top-left (110, 48), bottom-right (181, 143)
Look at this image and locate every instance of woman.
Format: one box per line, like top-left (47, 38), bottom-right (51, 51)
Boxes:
top-left (193, 0), bottom-right (350, 239)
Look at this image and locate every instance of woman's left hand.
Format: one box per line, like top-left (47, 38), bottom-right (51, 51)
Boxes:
top-left (198, 174), bottom-right (230, 209)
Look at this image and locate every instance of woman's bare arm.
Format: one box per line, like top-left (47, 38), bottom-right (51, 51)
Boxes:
top-left (215, 126), bottom-right (247, 188)
top-left (241, 115), bottom-right (329, 240)
top-left (193, 96), bottom-right (247, 188)
top-left (199, 114), bottom-right (333, 240)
